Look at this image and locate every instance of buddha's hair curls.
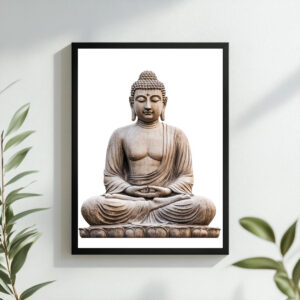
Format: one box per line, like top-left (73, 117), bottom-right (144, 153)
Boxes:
top-left (130, 71), bottom-right (166, 98)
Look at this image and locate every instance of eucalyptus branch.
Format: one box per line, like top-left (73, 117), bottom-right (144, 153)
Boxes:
top-left (0, 98), bottom-right (54, 299)
top-left (1, 131), bottom-right (19, 300)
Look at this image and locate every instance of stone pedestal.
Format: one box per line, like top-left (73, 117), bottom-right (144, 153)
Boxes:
top-left (79, 225), bottom-right (220, 238)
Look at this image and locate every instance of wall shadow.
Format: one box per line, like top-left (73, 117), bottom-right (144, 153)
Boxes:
top-left (133, 282), bottom-right (168, 300)
top-left (234, 69), bottom-right (300, 130)
top-left (53, 46), bottom-right (225, 268)
top-left (2, 0), bottom-right (183, 53)
top-left (232, 283), bottom-right (244, 300)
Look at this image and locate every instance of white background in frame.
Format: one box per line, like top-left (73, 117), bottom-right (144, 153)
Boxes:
top-left (77, 48), bottom-right (223, 249)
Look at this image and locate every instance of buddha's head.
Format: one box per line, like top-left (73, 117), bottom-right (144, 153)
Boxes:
top-left (129, 71), bottom-right (168, 122)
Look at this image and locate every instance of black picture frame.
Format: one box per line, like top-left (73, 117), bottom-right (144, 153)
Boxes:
top-left (72, 42), bottom-right (229, 255)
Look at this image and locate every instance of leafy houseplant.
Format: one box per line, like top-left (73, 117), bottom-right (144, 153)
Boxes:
top-left (233, 217), bottom-right (300, 300)
top-left (0, 100), bottom-right (54, 299)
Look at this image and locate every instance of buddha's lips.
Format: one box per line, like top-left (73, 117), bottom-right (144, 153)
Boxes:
top-left (143, 111), bottom-right (153, 115)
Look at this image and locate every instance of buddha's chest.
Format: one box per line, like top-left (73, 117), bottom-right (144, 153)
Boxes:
top-left (123, 130), bottom-right (163, 162)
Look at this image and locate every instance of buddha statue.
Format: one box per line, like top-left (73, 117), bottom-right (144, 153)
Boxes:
top-left (81, 71), bottom-right (218, 238)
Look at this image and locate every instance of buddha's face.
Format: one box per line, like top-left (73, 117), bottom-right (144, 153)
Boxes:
top-left (132, 89), bottom-right (165, 122)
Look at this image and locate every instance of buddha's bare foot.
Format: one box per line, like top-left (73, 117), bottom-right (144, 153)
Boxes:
top-left (104, 193), bottom-right (146, 201)
top-left (149, 194), bottom-right (191, 211)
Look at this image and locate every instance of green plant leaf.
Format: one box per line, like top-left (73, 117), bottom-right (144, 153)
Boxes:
top-left (5, 103), bottom-right (30, 137)
top-left (0, 258), bottom-right (6, 271)
top-left (0, 265), bottom-right (6, 273)
top-left (5, 205), bottom-right (14, 222)
top-left (9, 232), bottom-right (40, 259)
top-left (0, 278), bottom-right (12, 295)
top-left (280, 220), bottom-right (297, 256)
top-left (5, 181), bottom-right (37, 202)
top-left (0, 270), bottom-right (10, 284)
top-left (233, 257), bottom-right (281, 270)
top-left (11, 242), bottom-right (34, 275)
top-left (9, 226), bottom-right (35, 251)
top-left (239, 217), bottom-right (276, 243)
top-left (5, 187), bottom-right (24, 202)
top-left (292, 259), bottom-right (300, 287)
top-left (3, 206), bottom-right (15, 235)
top-left (6, 193), bottom-right (41, 206)
top-left (5, 170), bottom-right (38, 186)
top-left (7, 208), bottom-right (48, 227)
top-left (19, 280), bottom-right (55, 300)
top-left (4, 205), bottom-right (14, 225)
top-left (4, 131), bottom-right (35, 152)
top-left (0, 270), bottom-right (13, 295)
top-left (274, 272), bottom-right (295, 298)
top-left (5, 147), bottom-right (32, 172)
top-left (7, 230), bottom-right (15, 245)
top-left (6, 224), bottom-right (14, 235)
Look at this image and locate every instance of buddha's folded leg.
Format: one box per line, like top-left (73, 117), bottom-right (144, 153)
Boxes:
top-left (148, 194), bottom-right (191, 211)
top-left (81, 195), bottom-right (150, 225)
top-left (144, 195), bottom-right (216, 225)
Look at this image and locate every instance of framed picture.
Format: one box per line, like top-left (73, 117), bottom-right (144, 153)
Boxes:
top-left (72, 43), bottom-right (229, 255)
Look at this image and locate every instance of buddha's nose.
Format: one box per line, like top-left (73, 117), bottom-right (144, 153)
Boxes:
top-left (145, 99), bottom-right (151, 110)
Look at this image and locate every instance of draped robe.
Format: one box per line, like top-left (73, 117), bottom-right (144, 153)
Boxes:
top-left (81, 124), bottom-right (216, 225)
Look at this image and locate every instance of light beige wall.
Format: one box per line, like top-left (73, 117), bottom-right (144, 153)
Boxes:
top-left (0, 1), bottom-right (300, 299)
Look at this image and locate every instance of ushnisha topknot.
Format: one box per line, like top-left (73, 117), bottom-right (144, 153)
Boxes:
top-left (130, 71), bottom-right (166, 97)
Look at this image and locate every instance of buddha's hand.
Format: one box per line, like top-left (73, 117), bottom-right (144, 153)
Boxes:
top-left (125, 186), bottom-right (171, 199)
top-left (125, 185), bottom-right (148, 197)
top-left (148, 186), bottom-right (172, 197)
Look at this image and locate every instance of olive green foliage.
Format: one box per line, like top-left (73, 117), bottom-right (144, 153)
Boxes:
top-left (0, 100), bottom-right (54, 299)
top-left (233, 217), bottom-right (300, 300)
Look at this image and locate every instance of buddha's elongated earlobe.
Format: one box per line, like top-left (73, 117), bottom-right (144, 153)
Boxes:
top-left (129, 97), bottom-right (136, 121)
top-left (131, 109), bottom-right (137, 121)
top-left (160, 109), bottom-right (165, 121)
top-left (160, 97), bottom-right (167, 121)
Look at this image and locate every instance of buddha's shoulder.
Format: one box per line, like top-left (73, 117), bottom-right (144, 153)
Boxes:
top-left (164, 124), bottom-right (187, 137)
top-left (110, 124), bottom-right (136, 139)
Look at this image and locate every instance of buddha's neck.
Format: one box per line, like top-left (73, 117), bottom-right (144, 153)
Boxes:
top-left (137, 119), bottom-right (160, 129)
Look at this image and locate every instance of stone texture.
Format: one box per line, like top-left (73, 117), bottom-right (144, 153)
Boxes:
top-left (79, 225), bottom-right (220, 238)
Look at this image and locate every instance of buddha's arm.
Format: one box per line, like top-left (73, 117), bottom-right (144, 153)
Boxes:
top-left (104, 129), bottom-right (131, 194)
top-left (105, 193), bottom-right (146, 201)
top-left (167, 128), bottom-right (194, 195)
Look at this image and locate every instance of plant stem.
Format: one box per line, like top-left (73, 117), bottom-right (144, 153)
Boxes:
top-left (1, 131), bottom-right (19, 300)
top-left (280, 259), bottom-right (300, 300)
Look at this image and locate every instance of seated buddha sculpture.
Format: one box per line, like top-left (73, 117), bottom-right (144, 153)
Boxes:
top-left (81, 71), bottom-right (216, 227)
